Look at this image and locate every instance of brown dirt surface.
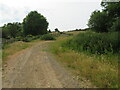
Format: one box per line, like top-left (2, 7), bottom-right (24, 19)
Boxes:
top-left (2, 41), bottom-right (93, 88)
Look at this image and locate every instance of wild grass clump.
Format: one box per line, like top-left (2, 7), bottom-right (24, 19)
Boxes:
top-left (62, 31), bottom-right (119, 55)
top-left (41, 34), bottom-right (55, 40)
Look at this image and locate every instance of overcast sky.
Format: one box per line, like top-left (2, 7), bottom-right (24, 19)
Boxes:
top-left (0, 0), bottom-right (102, 31)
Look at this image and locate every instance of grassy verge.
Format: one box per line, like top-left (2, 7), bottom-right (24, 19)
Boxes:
top-left (2, 39), bottom-right (40, 62)
top-left (49, 35), bottom-right (118, 88)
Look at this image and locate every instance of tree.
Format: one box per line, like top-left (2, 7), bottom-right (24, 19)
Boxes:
top-left (110, 17), bottom-right (120, 32)
top-left (9, 22), bottom-right (22, 38)
top-left (101, 2), bottom-right (120, 29)
top-left (48, 29), bottom-right (51, 33)
top-left (55, 28), bottom-right (60, 32)
top-left (88, 1), bottom-right (120, 33)
top-left (101, 2), bottom-right (120, 19)
top-left (2, 24), bottom-right (10, 39)
top-left (88, 11), bottom-right (108, 32)
top-left (2, 22), bottom-right (22, 38)
top-left (23, 11), bottom-right (49, 36)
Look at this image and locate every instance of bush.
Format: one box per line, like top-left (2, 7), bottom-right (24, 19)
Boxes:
top-left (41, 34), bottom-right (55, 40)
top-left (62, 31), bottom-right (119, 54)
top-left (15, 36), bottom-right (24, 41)
top-left (22, 35), bottom-right (35, 42)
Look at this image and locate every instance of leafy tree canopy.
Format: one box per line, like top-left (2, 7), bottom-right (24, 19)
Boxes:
top-left (88, 11), bottom-right (108, 32)
top-left (55, 28), bottom-right (60, 32)
top-left (88, 1), bottom-right (120, 32)
top-left (2, 22), bottom-right (22, 38)
top-left (23, 11), bottom-right (49, 36)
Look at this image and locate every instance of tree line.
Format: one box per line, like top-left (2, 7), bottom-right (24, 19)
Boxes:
top-left (2, 2), bottom-right (120, 39)
top-left (2, 11), bottom-right (49, 39)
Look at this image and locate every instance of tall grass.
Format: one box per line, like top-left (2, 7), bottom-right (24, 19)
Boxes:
top-left (62, 31), bottom-right (119, 55)
top-left (50, 32), bottom-right (119, 88)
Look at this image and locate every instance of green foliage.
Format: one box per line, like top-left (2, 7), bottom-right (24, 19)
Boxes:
top-left (23, 11), bottom-right (49, 36)
top-left (55, 28), bottom-right (60, 32)
top-left (50, 36), bottom-right (118, 88)
top-left (2, 22), bottom-right (22, 38)
top-left (48, 29), bottom-right (52, 33)
top-left (15, 36), bottom-right (24, 41)
top-left (2, 11), bottom-right (49, 44)
top-left (88, 2), bottom-right (120, 33)
top-left (22, 35), bottom-right (39, 42)
top-left (101, 2), bottom-right (120, 18)
top-left (2, 29), bottom-right (10, 39)
top-left (62, 31), bottom-right (119, 54)
top-left (41, 34), bottom-right (55, 40)
top-left (88, 11), bottom-right (108, 32)
top-left (110, 18), bottom-right (120, 32)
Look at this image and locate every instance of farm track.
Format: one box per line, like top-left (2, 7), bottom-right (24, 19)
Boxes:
top-left (2, 41), bottom-right (83, 88)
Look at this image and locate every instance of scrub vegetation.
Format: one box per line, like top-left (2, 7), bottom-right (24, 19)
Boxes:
top-left (1, 1), bottom-right (119, 88)
top-left (50, 32), bottom-right (118, 88)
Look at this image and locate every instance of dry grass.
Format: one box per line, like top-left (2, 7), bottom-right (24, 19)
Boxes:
top-left (2, 40), bottom-right (40, 61)
top-left (65, 31), bottom-right (85, 35)
top-left (49, 35), bottom-right (118, 88)
top-left (56, 51), bottom-right (118, 88)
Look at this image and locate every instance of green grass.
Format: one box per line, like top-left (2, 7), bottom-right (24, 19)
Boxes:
top-left (49, 33), bottom-right (119, 88)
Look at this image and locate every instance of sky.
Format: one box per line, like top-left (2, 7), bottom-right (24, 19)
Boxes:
top-left (0, 0), bottom-right (102, 31)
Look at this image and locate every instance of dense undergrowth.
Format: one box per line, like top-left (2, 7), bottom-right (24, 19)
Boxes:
top-left (62, 31), bottom-right (119, 55)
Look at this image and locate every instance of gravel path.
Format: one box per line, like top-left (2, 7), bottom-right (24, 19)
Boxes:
top-left (2, 41), bottom-right (82, 88)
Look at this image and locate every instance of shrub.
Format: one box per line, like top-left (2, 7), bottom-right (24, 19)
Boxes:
top-left (15, 36), bottom-right (23, 41)
top-left (33, 35), bottom-right (41, 40)
top-left (62, 31), bottom-right (119, 54)
top-left (41, 34), bottom-right (55, 40)
top-left (22, 35), bottom-right (34, 42)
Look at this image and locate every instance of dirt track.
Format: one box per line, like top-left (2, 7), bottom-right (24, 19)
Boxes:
top-left (2, 41), bottom-right (83, 88)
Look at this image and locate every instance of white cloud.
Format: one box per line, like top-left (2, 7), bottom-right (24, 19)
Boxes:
top-left (0, 0), bottom-right (102, 31)
top-left (0, 4), bottom-right (29, 26)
